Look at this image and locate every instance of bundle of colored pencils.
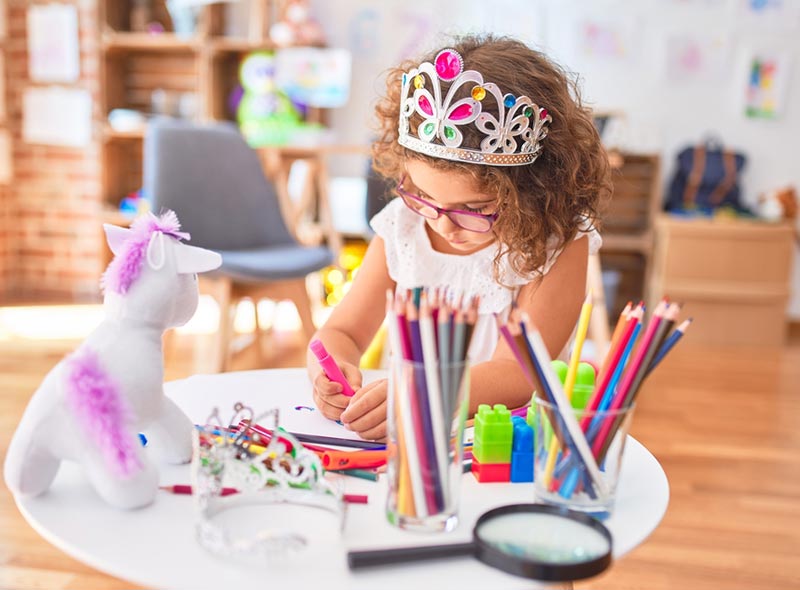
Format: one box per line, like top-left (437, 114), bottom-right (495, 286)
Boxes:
top-left (497, 295), bottom-right (692, 501)
top-left (551, 298), bottom-right (691, 498)
top-left (385, 287), bottom-right (478, 521)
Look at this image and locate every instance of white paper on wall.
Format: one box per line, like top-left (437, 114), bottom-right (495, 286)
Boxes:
top-left (27, 3), bottom-right (80, 83)
top-left (665, 34), bottom-right (731, 82)
top-left (741, 50), bottom-right (791, 119)
top-left (275, 47), bottom-right (352, 108)
top-left (737, 0), bottom-right (800, 31)
top-left (22, 86), bottom-right (92, 147)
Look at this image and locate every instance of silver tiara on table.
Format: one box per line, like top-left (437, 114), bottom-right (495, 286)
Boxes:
top-left (398, 48), bottom-right (552, 167)
top-left (192, 403), bottom-right (343, 559)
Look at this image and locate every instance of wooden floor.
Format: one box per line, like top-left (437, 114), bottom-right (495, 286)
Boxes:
top-left (1, 328), bottom-right (799, 589)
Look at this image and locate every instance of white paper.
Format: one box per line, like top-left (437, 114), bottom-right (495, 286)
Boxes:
top-left (742, 51), bottom-right (791, 119)
top-left (174, 370), bottom-right (375, 443)
top-left (665, 34), bottom-right (731, 82)
top-left (27, 4), bottom-right (80, 83)
top-left (0, 129), bottom-right (12, 184)
top-left (22, 87), bottom-right (92, 147)
top-left (275, 47), bottom-right (352, 108)
top-left (737, 0), bottom-right (800, 30)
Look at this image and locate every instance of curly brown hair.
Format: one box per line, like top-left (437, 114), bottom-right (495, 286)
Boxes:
top-left (372, 34), bottom-right (611, 283)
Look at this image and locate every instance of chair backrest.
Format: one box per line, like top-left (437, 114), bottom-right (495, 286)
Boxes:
top-left (143, 118), bottom-right (296, 251)
top-left (364, 160), bottom-right (393, 224)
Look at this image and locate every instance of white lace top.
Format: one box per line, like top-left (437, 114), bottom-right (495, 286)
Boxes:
top-left (370, 198), bottom-right (602, 362)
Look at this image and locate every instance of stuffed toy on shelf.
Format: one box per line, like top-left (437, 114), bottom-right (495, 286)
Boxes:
top-left (4, 211), bottom-right (222, 509)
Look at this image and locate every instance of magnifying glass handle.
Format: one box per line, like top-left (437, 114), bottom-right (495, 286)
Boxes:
top-left (348, 542), bottom-right (475, 569)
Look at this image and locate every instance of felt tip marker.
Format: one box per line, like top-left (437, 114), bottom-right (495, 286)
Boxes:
top-left (310, 339), bottom-right (355, 397)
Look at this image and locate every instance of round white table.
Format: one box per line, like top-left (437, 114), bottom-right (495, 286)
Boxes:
top-left (14, 369), bottom-right (669, 590)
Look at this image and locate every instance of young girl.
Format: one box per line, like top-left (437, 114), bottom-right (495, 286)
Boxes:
top-left (307, 34), bottom-right (611, 441)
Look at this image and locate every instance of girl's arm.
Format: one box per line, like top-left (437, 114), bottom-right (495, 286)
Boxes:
top-left (468, 235), bottom-right (590, 413)
top-left (307, 236), bottom-right (395, 419)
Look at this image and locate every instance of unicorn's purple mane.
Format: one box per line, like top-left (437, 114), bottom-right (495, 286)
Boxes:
top-left (64, 349), bottom-right (142, 478)
top-left (102, 210), bottom-right (189, 295)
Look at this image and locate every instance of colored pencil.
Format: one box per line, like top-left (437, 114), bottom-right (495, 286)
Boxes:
top-left (590, 300), bottom-right (668, 458)
top-left (160, 484), bottom-right (238, 497)
top-left (419, 293), bottom-right (449, 504)
top-left (598, 301), bottom-right (631, 382)
top-left (519, 314), bottom-right (608, 498)
top-left (554, 317), bottom-right (642, 494)
top-left (159, 485), bottom-right (369, 504)
top-left (387, 290), bottom-right (425, 517)
top-left (647, 317), bottom-right (692, 375)
top-left (241, 420), bottom-right (385, 451)
top-left (337, 468), bottom-right (380, 482)
top-left (542, 291), bottom-right (593, 486)
top-left (437, 299), bottom-right (452, 428)
top-left (407, 298), bottom-right (443, 513)
top-left (578, 305), bottom-right (643, 434)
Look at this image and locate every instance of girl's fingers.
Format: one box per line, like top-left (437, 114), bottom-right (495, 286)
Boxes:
top-left (340, 379), bottom-right (386, 424)
top-left (312, 388), bottom-right (347, 420)
top-left (354, 417), bottom-right (387, 442)
top-left (339, 363), bottom-right (363, 390)
top-left (313, 374), bottom-right (352, 409)
top-left (346, 398), bottom-right (387, 433)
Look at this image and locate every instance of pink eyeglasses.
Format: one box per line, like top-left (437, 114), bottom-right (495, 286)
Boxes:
top-left (395, 176), bottom-right (499, 233)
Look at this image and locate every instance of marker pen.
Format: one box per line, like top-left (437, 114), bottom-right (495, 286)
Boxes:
top-left (321, 449), bottom-right (388, 470)
top-left (309, 339), bottom-right (355, 397)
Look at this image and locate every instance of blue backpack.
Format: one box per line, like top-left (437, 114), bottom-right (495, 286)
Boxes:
top-left (665, 141), bottom-right (748, 213)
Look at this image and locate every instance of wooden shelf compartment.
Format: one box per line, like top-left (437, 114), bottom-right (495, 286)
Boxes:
top-left (102, 32), bottom-right (200, 52)
top-left (103, 49), bottom-right (200, 118)
top-left (602, 153), bottom-right (661, 235)
top-left (101, 139), bottom-right (144, 209)
top-left (208, 51), bottom-right (245, 123)
top-left (597, 250), bottom-right (648, 320)
top-left (103, 125), bottom-right (145, 141)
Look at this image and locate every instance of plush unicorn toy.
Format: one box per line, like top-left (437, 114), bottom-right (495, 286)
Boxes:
top-left (4, 211), bottom-right (222, 509)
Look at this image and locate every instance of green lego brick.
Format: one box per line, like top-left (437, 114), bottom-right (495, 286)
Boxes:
top-left (472, 442), bottom-right (512, 464)
top-left (571, 362), bottom-right (596, 411)
top-left (550, 359), bottom-right (568, 384)
top-left (474, 404), bottom-right (513, 442)
top-left (473, 404), bottom-right (513, 464)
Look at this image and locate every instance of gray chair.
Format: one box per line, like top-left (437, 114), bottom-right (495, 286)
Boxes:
top-left (144, 118), bottom-right (334, 371)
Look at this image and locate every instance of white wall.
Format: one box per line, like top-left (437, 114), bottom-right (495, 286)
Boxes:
top-left (310, 0), bottom-right (800, 315)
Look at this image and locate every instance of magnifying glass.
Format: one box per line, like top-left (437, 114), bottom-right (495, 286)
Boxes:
top-left (348, 504), bottom-right (612, 582)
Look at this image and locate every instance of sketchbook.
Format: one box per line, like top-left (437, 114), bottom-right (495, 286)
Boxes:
top-left (167, 367), bottom-right (386, 445)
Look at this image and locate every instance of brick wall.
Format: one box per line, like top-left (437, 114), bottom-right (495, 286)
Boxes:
top-left (0, 187), bottom-right (8, 296)
top-left (3, 0), bottom-right (103, 302)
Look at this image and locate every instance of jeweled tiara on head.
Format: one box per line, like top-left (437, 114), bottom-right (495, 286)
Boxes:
top-left (398, 48), bottom-right (552, 167)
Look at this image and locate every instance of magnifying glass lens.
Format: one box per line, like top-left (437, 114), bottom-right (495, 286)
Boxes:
top-left (476, 512), bottom-right (610, 565)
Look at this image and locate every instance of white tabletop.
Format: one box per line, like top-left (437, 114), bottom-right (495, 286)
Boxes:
top-left (14, 368), bottom-right (669, 590)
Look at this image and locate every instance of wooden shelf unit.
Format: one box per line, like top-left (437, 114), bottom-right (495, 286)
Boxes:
top-left (651, 215), bottom-right (794, 346)
top-left (98, 0), bottom-right (283, 217)
top-left (599, 152), bottom-right (662, 319)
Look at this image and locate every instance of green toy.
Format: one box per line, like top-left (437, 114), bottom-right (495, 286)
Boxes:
top-left (528, 360), bottom-right (596, 446)
top-left (472, 404), bottom-right (513, 464)
top-left (237, 51), bottom-right (302, 146)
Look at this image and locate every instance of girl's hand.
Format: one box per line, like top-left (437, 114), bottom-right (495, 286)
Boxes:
top-left (340, 378), bottom-right (388, 442)
top-left (311, 362), bottom-right (362, 421)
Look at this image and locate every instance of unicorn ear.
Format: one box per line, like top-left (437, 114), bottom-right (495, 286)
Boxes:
top-left (103, 224), bottom-right (133, 256)
top-left (174, 242), bottom-right (222, 274)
